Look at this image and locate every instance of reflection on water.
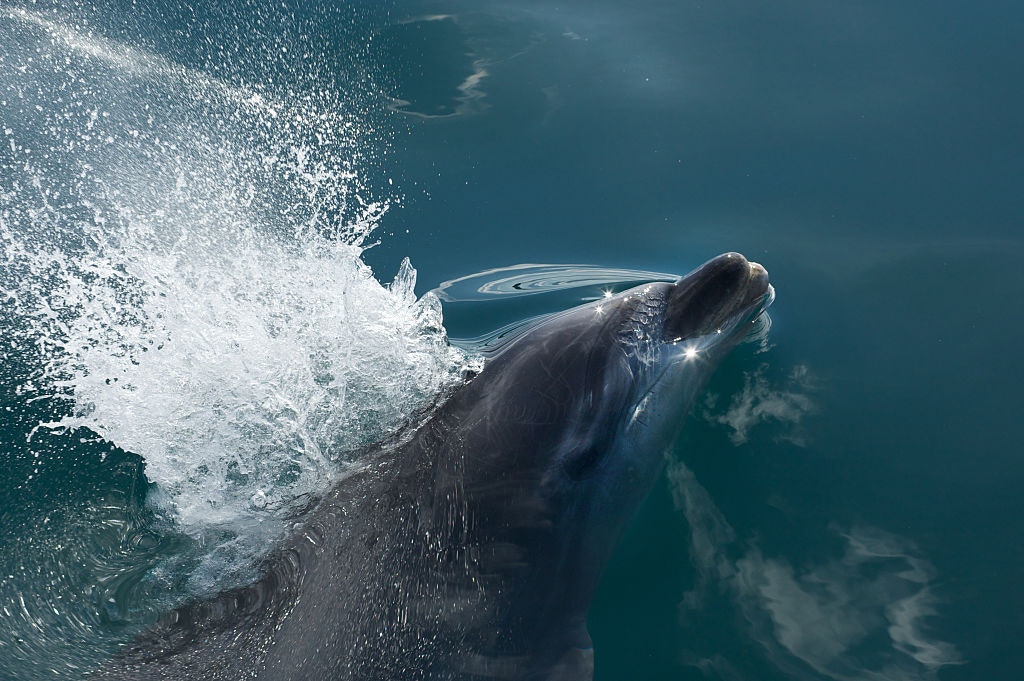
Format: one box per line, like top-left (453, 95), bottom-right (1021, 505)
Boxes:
top-left (701, 363), bottom-right (816, 447)
top-left (669, 462), bottom-right (962, 681)
top-left (378, 15), bottom-right (489, 119)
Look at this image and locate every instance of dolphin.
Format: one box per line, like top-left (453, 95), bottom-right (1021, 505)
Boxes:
top-left (92, 252), bottom-right (773, 681)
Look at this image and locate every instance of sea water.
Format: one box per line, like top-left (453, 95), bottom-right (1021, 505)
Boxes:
top-left (0, 3), bottom-right (472, 676)
top-left (3, 1), bottom-right (1023, 681)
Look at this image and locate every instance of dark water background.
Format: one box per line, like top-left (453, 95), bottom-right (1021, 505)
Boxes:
top-left (2, 0), bottom-right (1023, 679)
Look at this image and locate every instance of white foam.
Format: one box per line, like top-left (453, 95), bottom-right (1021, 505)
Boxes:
top-left (1, 8), bottom-right (468, 589)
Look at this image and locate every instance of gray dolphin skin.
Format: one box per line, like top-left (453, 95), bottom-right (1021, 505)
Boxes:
top-left (92, 252), bottom-right (773, 681)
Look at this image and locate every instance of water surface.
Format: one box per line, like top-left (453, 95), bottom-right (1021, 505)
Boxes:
top-left (2, 1), bottom-right (1022, 680)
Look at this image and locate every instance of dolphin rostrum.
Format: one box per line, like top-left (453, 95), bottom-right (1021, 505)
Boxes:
top-left (93, 252), bottom-right (773, 681)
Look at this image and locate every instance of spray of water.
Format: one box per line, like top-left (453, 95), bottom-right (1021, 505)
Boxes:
top-left (1, 5), bottom-right (469, 591)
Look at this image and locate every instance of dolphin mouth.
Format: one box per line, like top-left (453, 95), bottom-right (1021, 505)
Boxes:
top-left (662, 252), bottom-right (773, 342)
top-left (744, 260), bottom-right (774, 317)
top-left (745, 260), bottom-right (770, 302)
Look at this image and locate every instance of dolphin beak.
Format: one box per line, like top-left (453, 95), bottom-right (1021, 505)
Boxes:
top-left (663, 252), bottom-right (772, 341)
top-left (745, 260), bottom-right (771, 308)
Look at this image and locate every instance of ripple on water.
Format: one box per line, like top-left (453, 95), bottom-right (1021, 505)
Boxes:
top-left (430, 264), bottom-right (678, 352)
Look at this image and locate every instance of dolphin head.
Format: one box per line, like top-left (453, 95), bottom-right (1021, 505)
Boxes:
top-left (93, 254), bottom-right (772, 681)
top-left (544, 251), bottom-right (771, 565)
top-left (437, 252), bottom-right (772, 673)
top-left (541, 251), bottom-right (773, 487)
top-left (611, 251), bottom-right (773, 470)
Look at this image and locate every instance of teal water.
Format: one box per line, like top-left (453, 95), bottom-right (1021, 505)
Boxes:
top-left (2, 1), bottom-right (1022, 680)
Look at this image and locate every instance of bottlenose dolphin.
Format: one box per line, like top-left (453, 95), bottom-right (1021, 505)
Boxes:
top-left (92, 252), bottom-right (772, 681)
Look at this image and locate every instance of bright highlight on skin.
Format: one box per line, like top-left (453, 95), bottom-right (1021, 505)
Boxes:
top-left (684, 346), bottom-right (699, 360)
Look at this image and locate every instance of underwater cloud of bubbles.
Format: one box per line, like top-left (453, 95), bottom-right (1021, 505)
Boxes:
top-left (0, 3), bottom-right (471, 597)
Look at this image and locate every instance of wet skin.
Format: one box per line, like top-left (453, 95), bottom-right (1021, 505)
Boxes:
top-left (93, 252), bottom-right (772, 681)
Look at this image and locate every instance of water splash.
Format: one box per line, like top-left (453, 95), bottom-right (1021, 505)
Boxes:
top-left (0, 4), bottom-right (468, 596)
